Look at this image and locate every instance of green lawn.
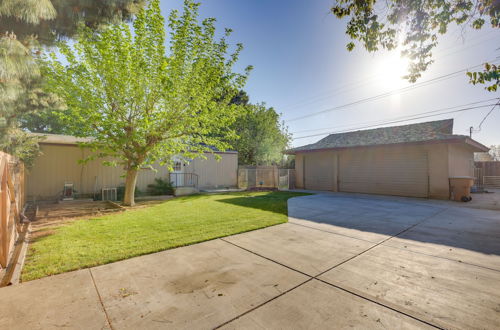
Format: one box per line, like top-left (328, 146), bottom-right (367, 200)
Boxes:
top-left (22, 191), bottom-right (309, 281)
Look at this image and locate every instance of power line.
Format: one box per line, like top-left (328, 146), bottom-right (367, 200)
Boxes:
top-left (469, 100), bottom-right (500, 137)
top-left (478, 100), bottom-right (500, 130)
top-left (285, 60), bottom-right (496, 122)
top-left (283, 76), bottom-right (379, 112)
top-left (282, 36), bottom-right (499, 112)
top-left (290, 98), bottom-right (499, 135)
top-left (292, 102), bottom-right (499, 140)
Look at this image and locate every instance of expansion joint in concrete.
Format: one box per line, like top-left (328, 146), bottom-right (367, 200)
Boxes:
top-left (216, 208), bottom-right (451, 329)
top-left (212, 278), bottom-right (313, 329)
top-left (218, 236), bottom-right (443, 330)
top-left (89, 269), bottom-right (114, 330)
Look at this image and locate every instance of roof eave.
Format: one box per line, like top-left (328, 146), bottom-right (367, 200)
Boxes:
top-left (464, 137), bottom-right (489, 152)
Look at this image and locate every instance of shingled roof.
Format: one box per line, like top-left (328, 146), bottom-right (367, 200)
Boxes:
top-left (289, 119), bottom-right (488, 153)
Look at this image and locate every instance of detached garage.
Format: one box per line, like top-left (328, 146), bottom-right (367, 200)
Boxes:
top-left (289, 119), bottom-right (489, 199)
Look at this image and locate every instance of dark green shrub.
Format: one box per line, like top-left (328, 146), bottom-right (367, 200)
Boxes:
top-left (147, 178), bottom-right (175, 196)
top-left (116, 185), bottom-right (143, 201)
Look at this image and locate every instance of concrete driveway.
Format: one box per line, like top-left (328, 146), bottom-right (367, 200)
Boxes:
top-left (1, 193), bottom-right (500, 329)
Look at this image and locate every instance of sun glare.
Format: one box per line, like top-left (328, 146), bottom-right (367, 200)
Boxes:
top-left (377, 50), bottom-right (409, 90)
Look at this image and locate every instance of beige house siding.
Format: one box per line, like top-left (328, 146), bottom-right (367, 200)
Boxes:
top-left (448, 143), bottom-right (474, 177)
top-left (185, 153), bottom-right (238, 189)
top-left (294, 142), bottom-right (477, 200)
top-left (27, 144), bottom-right (237, 200)
top-left (426, 143), bottom-right (449, 199)
top-left (295, 154), bottom-right (304, 189)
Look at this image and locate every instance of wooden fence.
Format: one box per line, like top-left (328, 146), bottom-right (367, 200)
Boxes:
top-left (0, 152), bottom-right (25, 269)
top-left (238, 166), bottom-right (295, 190)
top-left (475, 161), bottom-right (500, 188)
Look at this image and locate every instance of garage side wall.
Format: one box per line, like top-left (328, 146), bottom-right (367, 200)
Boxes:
top-left (27, 145), bottom-right (237, 200)
top-left (425, 143), bottom-right (450, 199)
top-left (185, 153), bottom-right (238, 189)
top-left (27, 144), bottom-right (171, 200)
top-left (26, 144), bottom-right (107, 200)
top-left (448, 143), bottom-right (474, 178)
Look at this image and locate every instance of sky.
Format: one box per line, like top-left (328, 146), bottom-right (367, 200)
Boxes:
top-left (160, 0), bottom-right (499, 148)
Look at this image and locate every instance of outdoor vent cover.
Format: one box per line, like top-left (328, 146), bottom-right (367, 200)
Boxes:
top-left (102, 188), bottom-right (117, 201)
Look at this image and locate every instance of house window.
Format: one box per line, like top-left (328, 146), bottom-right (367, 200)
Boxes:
top-left (173, 161), bottom-right (182, 171)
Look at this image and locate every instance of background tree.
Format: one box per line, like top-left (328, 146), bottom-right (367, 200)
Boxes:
top-left (228, 101), bottom-right (290, 166)
top-left (0, 0), bottom-right (145, 163)
top-left (490, 145), bottom-right (500, 160)
top-left (331, 0), bottom-right (499, 90)
top-left (18, 108), bottom-right (68, 134)
top-left (229, 89), bottom-right (250, 106)
top-left (42, 0), bottom-right (251, 206)
top-left (0, 2), bottom-right (57, 163)
top-left (0, 0), bottom-right (146, 46)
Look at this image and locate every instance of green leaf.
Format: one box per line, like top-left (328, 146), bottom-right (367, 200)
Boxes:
top-left (40, 0), bottom-right (250, 203)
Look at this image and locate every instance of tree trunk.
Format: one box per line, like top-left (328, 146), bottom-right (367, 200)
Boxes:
top-left (123, 168), bottom-right (139, 206)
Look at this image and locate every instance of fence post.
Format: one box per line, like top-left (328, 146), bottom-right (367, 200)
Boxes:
top-left (1, 160), bottom-right (8, 267)
top-left (0, 153), bottom-right (25, 269)
top-left (273, 165), bottom-right (279, 188)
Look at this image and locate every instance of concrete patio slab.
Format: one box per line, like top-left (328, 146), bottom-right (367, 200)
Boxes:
top-left (424, 207), bottom-right (500, 229)
top-left (221, 279), bottom-right (433, 330)
top-left (319, 244), bottom-right (500, 330)
top-left (288, 192), bottom-right (443, 213)
top-left (288, 194), bottom-right (444, 243)
top-left (90, 239), bottom-right (308, 330)
top-left (384, 213), bottom-right (500, 271)
top-left (223, 222), bottom-right (375, 276)
top-left (289, 216), bottom-right (392, 243)
top-left (2, 192), bottom-right (499, 329)
top-left (384, 233), bottom-right (500, 272)
top-left (0, 269), bottom-right (108, 330)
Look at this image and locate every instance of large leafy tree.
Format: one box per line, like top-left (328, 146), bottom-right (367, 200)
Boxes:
top-left (42, 0), bottom-right (251, 205)
top-left (0, 0), bottom-right (145, 163)
top-left (331, 0), bottom-right (499, 90)
top-left (228, 101), bottom-right (290, 166)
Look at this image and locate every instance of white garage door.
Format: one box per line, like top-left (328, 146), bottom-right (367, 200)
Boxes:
top-left (339, 150), bottom-right (429, 197)
top-left (304, 152), bottom-right (334, 191)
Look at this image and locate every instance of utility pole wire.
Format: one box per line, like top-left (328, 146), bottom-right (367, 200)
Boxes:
top-left (291, 97), bottom-right (499, 135)
top-left (470, 100), bottom-right (499, 138)
top-left (292, 103), bottom-right (498, 140)
top-left (286, 60), bottom-right (496, 122)
top-left (282, 35), bottom-right (499, 112)
top-left (478, 100), bottom-right (500, 130)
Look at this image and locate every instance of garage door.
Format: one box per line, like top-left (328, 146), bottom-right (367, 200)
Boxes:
top-left (339, 150), bottom-right (429, 197)
top-left (304, 152), bottom-right (334, 190)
